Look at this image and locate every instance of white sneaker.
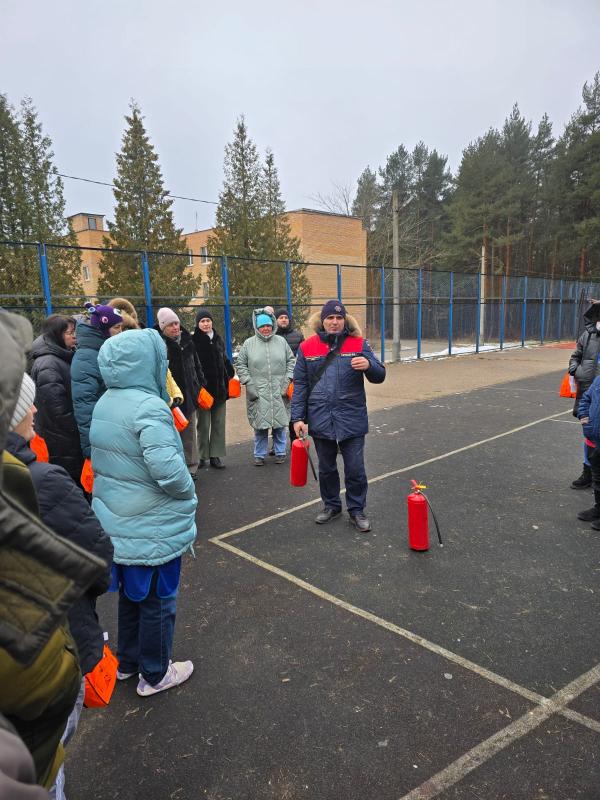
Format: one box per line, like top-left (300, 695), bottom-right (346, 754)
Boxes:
top-left (116, 670), bottom-right (137, 681)
top-left (136, 660), bottom-right (194, 697)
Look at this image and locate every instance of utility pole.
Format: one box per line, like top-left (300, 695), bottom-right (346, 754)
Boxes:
top-left (480, 224), bottom-right (487, 345)
top-left (392, 190), bottom-right (400, 361)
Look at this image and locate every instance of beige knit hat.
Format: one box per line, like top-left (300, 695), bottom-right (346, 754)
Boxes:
top-left (9, 373), bottom-right (36, 431)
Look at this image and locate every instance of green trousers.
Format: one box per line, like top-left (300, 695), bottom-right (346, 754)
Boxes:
top-left (197, 401), bottom-right (227, 459)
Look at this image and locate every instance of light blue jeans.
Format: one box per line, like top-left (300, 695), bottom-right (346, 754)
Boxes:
top-left (49, 678), bottom-right (86, 799)
top-left (254, 427), bottom-right (286, 458)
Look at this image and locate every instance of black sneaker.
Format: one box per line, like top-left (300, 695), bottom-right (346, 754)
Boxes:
top-left (254, 457), bottom-right (265, 466)
top-left (590, 518), bottom-right (600, 531)
top-left (210, 457), bottom-right (225, 469)
top-left (350, 513), bottom-right (371, 533)
top-left (315, 507), bottom-right (342, 524)
top-left (571, 466), bottom-right (592, 489)
top-left (275, 455), bottom-right (286, 464)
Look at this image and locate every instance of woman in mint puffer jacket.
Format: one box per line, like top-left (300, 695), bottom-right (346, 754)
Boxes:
top-left (90, 328), bottom-right (197, 697)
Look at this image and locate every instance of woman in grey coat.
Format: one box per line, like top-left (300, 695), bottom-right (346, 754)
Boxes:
top-left (236, 309), bottom-right (295, 465)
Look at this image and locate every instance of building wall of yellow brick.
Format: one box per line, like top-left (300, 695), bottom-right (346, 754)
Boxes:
top-left (69, 209), bottom-right (367, 334)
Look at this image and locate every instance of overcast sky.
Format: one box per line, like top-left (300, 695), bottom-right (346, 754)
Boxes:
top-left (3, 0), bottom-right (599, 233)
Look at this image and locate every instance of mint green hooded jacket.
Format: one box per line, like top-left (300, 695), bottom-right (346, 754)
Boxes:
top-left (90, 329), bottom-right (197, 566)
top-left (236, 309), bottom-right (295, 430)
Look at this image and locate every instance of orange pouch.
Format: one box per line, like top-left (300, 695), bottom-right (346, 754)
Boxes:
top-left (84, 644), bottom-right (118, 708)
top-left (30, 434), bottom-right (49, 462)
top-left (172, 407), bottom-right (189, 431)
top-left (80, 458), bottom-right (94, 493)
top-left (197, 387), bottom-right (214, 410)
top-left (559, 373), bottom-right (577, 398)
top-left (286, 381), bottom-right (294, 399)
top-left (228, 377), bottom-right (241, 398)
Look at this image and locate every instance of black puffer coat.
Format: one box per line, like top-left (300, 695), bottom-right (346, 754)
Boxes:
top-left (29, 334), bottom-right (83, 483)
top-left (569, 303), bottom-right (600, 414)
top-left (6, 433), bottom-right (113, 675)
top-left (154, 325), bottom-right (206, 417)
top-left (276, 323), bottom-right (305, 357)
top-left (192, 328), bottom-right (234, 403)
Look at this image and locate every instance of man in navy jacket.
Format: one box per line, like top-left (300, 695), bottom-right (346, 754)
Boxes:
top-left (291, 301), bottom-right (385, 532)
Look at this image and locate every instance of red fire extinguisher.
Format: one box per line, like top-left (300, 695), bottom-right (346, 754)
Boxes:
top-left (290, 433), bottom-right (318, 487)
top-left (407, 480), bottom-right (443, 551)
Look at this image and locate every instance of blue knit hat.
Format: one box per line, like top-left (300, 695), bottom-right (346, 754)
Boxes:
top-left (256, 313), bottom-right (273, 328)
top-left (320, 300), bottom-right (346, 322)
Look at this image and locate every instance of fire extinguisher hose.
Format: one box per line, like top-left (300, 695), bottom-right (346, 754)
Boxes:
top-left (300, 433), bottom-right (318, 481)
top-left (423, 494), bottom-right (443, 546)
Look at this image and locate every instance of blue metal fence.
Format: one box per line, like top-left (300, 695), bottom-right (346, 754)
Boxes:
top-left (1, 240), bottom-right (598, 362)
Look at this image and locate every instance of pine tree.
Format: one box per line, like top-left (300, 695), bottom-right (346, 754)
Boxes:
top-left (0, 96), bottom-right (81, 301)
top-left (208, 118), bottom-right (311, 342)
top-left (552, 73), bottom-right (600, 277)
top-left (98, 102), bottom-right (196, 302)
top-left (352, 167), bottom-right (381, 233)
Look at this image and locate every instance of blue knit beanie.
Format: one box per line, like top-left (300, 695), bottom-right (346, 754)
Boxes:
top-left (256, 313), bottom-right (273, 328)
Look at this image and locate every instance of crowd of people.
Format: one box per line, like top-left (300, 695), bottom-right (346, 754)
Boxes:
top-left (0, 297), bottom-right (385, 798)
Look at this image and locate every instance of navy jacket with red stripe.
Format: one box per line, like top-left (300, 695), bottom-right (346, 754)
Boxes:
top-left (291, 314), bottom-right (385, 441)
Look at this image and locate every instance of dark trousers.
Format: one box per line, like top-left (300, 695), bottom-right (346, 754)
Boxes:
top-left (117, 571), bottom-right (177, 686)
top-left (588, 446), bottom-right (600, 491)
top-left (313, 435), bottom-right (367, 517)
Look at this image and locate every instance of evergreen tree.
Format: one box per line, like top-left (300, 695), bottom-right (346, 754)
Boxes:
top-left (552, 73), bottom-right (600, 277)
top-left (98, 102), bottom-right (196, 301)
top-left (352, 166), bottom-right (380, 233)
top-left (208, 118), bottom-right (311, 341)
top-left (0, 96), bottom-right (81, 301)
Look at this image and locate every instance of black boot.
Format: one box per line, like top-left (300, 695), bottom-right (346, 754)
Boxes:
top-left (571, 464), bottom-right (592, 489)
top-left (577, 490), bottom-right (600, 521)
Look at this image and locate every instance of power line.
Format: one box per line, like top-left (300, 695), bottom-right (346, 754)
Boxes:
top-left (57, 173), bottom-right (218, 205)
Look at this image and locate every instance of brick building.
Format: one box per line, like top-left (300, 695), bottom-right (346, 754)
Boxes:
top-left (68, 208), bottom-right (367, 332)
top-left (185, 209), bottom-right (367, 331)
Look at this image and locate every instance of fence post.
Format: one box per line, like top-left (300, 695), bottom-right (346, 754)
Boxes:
top-left (336, 264), bottom-right (342, 302)
top-left (417, 268), bottom-right (423, 360)
top-left (285, 260), bottom-right (292, 317)
top-left (475, 270), bottom-right (481, 353)
top-left (448, 271), bottom-right (454, 356)
top-left (540, 280), bottom-right (546, 345)
top-left (572, 281), bottom-right (579, 339)
top-left (37, 243), bottom-right (53, 315)
top-left (140, 251), bottom-right (154, 327)
top-left (557, 279), bottom-right (563, 341)
top-left (221, 256), bottom-right (233, 360)
top-left (500, 274), bottom-right (506, 349)
top-left (380, 266), bottom-right (386, 363)
top-left (521, 275), bottom-right (528, 347)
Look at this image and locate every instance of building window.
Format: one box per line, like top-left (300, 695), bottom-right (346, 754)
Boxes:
top-left (87, 217), bottom-right (97, 230)
top-left (200, 246), bottom-right (209, 264)
top-left (83, 265), bottom-right (91, 282)
top-left (187, 249), bottom-right (194, 267)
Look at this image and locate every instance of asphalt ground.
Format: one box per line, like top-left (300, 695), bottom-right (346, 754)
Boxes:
top-left (67, 368), bottom-right (600, 800)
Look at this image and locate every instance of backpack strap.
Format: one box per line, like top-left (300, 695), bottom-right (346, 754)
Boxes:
top-left (308, 334), bottom-right (347, 394)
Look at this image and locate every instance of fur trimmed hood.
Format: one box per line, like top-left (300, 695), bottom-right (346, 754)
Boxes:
top-left (108, 297), bottom-right (138, 322)
top-left (308, 311), bottom-right (362, 337)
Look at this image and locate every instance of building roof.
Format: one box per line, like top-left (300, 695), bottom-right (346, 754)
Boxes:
top-left (67, 212), bottom-right (105, 219)
top-left (183, 207), bottom-right (361, 236)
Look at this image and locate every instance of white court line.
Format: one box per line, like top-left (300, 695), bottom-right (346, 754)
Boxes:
top-left (210, 405), bottom-right (600, 791)
top-left (211, 537), bottom-right (600, 737)
top-left (214, 410), bottom-right (572, 543)
top-left (399, 663), bottom-right (600, 800)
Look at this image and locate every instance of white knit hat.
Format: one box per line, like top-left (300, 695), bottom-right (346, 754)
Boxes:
top-left (157, 307), bottom-right (180, 331)
top-left (10, 373), bottom-right (36, 431)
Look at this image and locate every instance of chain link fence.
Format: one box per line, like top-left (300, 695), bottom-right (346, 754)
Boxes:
top-left (1, 240), bottom-right (597, 363)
